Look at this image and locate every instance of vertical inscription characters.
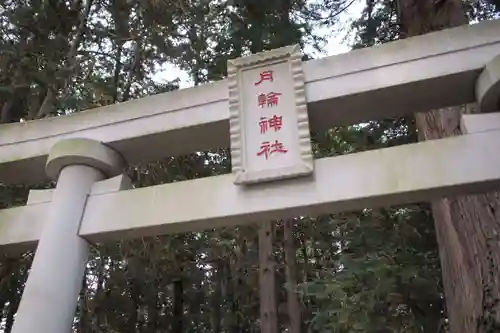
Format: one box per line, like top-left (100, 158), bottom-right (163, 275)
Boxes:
top-left (254, 70), bottom-right (288, 160)
top-left (228, 44), bottom-right (313, 184)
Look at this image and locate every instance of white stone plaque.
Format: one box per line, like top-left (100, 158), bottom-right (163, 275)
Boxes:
top-left (227, 44), bottom-right (314, 185)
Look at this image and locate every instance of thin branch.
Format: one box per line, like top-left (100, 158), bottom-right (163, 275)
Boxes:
top-left (324, 0), bottom-right (358, 22)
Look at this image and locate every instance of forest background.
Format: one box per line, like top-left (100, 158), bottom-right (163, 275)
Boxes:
top-left (0, 0), bottom-right (499, 333)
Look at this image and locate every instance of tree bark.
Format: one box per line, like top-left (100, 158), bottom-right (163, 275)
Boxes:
top-left (145, 290), bottom-right (159, 333)
top-left (112, 43), bottom-right (123, 103)
top-left (0, 259), bottom-right (14, 312)
top-left (259, 221), bottom-right (278, 333)
top-left (226, 258), bottom-right (240, 333)
top-left (283, 219), bottom-right (303, 333)
top-left (127, 278), bottom-right (140, 333)
top-left (397, 1), bottom-right (500, 332)
top-left (4, 279), bottom-right (19, 333)
top-left (92, 254), bottom-right (107, 332)
top-left (172, 279), bottom-right (183, 333)
top-left (77, 268), bottom-right (88, 333)
top-left (210, 261), bottom-right (222, 333)
top-left (122, 40), bottom-right (141, 102)
top-left (416, 109), bottom-right (500, 333)
top-left (5, 261), bottom-right (26, 333)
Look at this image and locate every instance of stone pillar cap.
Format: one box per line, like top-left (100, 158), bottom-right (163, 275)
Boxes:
top-left (46, 138), bottom-right (125, 180)
top-left (476, 54), bottom-right (500, 113)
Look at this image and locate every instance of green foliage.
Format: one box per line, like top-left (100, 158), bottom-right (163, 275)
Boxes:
top-left (300, 207), bottom-right (445, 333)
top-left (0, 1), bottom-right (498, 333)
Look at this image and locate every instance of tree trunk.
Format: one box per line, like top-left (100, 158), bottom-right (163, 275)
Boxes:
top-left (227, 258), bottom-right (240, 333)
top-left (5, 261), bottom-right (27, 333)
top-left (5, 276), bottom-right (21, 333)
top-left (112, 43), bottom-right (123, 103)
top-left (210, 261), bottom-right (222, 333)
top-left (145, 291), bottom-right (159, 333)
top-left (127, 278), bottom-right (140, 333)
top-left (0, 259), bottom-right (14, 312)
top-left (283, 219), bottom-right (303, 333)
top-left (77, 268), bottom-right (88, 333)
top-left (93, 254), bottom-right (107, 332)
top-left (397, 1), bottom-right (500, 332)
top-left (122, 40), bottom-right (141, 102)
top-left (416, 110), bottom-right (500, 333)
top-left (172, 279), bottom-right (183, 333)
top-left (258, 221), bottom-right (278, 333)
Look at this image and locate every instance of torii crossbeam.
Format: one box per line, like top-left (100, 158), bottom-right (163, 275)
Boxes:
top-left (0, 19), bottom-right (499, 333)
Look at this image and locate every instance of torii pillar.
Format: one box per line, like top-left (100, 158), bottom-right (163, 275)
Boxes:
top-left (11, 138), bottom-right (124, 333)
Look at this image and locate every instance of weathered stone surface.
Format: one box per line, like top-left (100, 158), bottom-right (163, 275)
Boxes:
top-left (0, 19), bottom-right (499, 184)
top-left (2, 127), bottom-right (500, 253)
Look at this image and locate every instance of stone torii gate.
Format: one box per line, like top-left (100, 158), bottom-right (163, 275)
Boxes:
top-left (0, 19), bottom-right (500, 333)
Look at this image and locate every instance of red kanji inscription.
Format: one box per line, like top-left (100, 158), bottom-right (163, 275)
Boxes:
top-left (259, 117), bottom-right (268, 134)
top-left (257, 92), bottom-right (282, 108)
top-left (258, 93), bottom-right (267, 108)
top-left (257, 140), bottom-right (288, 160)
top-left (257, 141), bottom-right (271, 159)
top-left (254, 70), bottom-right (274, 86)
top-left (259, 115), bottom-right (283, 134)
top-left (266, 92), bottom-right (281, 107)
top-left (270, 140), bottom-right (288, 154)
top-left (268, 114), bottom-right (283, 132)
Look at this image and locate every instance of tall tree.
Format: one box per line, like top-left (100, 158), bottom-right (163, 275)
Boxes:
top-left (283, 219), bottom-right (303, 333)
top-left (4, 1), bottom-right (494, 333)
top-left (259, 221), bottom-right (279, 333)
top-left (396, 1), bottom-right (500, 332)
